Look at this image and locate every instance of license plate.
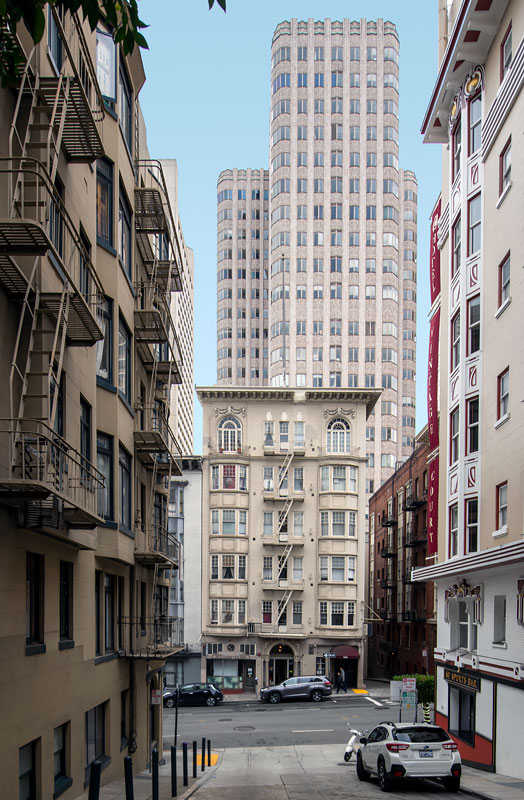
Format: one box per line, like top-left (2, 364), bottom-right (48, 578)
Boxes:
top-left (419, 751), bottom-right (433, 758)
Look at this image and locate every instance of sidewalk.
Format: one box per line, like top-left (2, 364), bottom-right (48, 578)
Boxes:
top-left (220, 679), bottom-right (391, 704)
top-left (77, 744), bottom-right (524, 800)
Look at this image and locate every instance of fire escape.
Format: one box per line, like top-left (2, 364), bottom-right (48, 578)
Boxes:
top-left (127, 160), bottom-right (184, 658)
top-left (0, 9), bottom-right (105, 533)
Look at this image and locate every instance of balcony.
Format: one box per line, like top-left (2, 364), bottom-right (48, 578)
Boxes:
top-left (0, 418), bottom-right (104, 527)
top-left (134, 281), bottom-right (172, 344)
top-left (380, 578), bottom-right (396, 590)
top-left (19, 8), bottom-right (104, 162)
top-left (246, 621), bottom-right (306, 638)
top-left (404, 527), bottom-right (427, 547)
top-left (381, 515), bottom-right (397, 528)
top-left (0, 158), bottom-right (104, 345)
top-left (135, 230), bottom-right (182, 292)
top-left (380, 542), bottom-right (397, 558)
top-left (119, 617), bottom-right (183, 659)
top-left (134, 525), bottom-right (180, 567)
top-left (263, 438), bottom-right (306, 455)
top-left (401, 609), bottom-right (425, 622)
top-left (134, 403), bottom-right (182, 474)
top-left (403, 570), bottom-right (416, 584)
top-left (404, 492), bottom-right (427, 511)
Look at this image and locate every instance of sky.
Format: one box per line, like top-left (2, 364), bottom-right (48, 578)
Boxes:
top-left (139, 0), bottom-right (443, 454)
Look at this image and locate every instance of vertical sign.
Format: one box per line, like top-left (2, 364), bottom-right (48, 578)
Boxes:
top-left (430, 198), bottom-right (441, 305)
top-left (427, 308), bottom-right (440, 451)
top-left (427, 457), bottom-right (439, 555)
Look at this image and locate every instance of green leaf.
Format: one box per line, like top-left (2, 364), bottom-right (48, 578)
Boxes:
top-left (133, 31), bottom-right (148, 49)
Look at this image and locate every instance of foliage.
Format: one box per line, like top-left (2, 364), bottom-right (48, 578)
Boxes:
top-left (0, 0), bottom-right (226, 88)
top-left (392, 674), bottom-right (435, 704)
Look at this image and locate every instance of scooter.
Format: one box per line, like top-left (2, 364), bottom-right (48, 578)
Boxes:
top-left (344, 725), bottom-right (363, 762)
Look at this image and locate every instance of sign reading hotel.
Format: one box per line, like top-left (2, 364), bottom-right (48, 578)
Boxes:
top-left (429, 199), bottom-right (441, 305)
top-left (444, 668), bottom-right (481, 692)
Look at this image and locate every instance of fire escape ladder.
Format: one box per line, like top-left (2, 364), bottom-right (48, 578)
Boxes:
top-left (9, 262), bottom-right (40, 428)
top-left (278, 450), bottom-right (294, 490)
top-left (277, 590), bottom-right (293, 618)
top-left (278, 498), bottom-right (293, 533)
top-left (278, 544), bottom-right (293, 578)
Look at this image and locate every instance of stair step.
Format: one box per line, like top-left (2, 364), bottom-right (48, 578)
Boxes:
top-left (30, 350), bottom-right (53, 355)
top-left (29, 123), bottom-right (58, 130)
top-left (27, 371), bottom-right (50, 377)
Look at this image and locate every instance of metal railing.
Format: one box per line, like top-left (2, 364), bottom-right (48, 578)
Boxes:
top-left (119, 616), bottom-right (183, 658)
top-left (0, 418), bottom-right (104, 522)
top-left (135, 524), bottom-right (180, 565)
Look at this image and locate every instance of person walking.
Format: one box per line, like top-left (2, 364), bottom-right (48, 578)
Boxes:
top-left (336, 667), bottom-right (347, 694)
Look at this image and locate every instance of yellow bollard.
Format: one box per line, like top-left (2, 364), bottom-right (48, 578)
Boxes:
top-left (422, 702), bottom-right (431, 723)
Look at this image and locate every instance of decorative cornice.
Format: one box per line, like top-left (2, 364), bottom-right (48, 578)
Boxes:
top-left (413, 539), bottom-right (524, 582)
top-left (323, 408), bottom-right (356, 419)
top-left (213, 405), bottom-right (246, 418)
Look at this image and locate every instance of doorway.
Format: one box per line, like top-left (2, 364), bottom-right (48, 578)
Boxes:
top-left (268, 644), bottom-right (295, 684)
top-left (333, 658), bottom-right (358, 688)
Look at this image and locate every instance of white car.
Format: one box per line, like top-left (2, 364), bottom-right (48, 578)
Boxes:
top-left (356, 722), bottom-right (461, 792)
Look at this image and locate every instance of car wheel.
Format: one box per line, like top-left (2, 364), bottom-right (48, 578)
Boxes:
top-left (206, 696), bottom-right (217, 707)
top-left (443, 777), bottom-right (460, 793)
top-left (269, 692), bottom-right (281, 704)
top-left (378, 759), bottom-right (393, 792)
top-left (165, 697), bottom-right (174, 709)
top-left (310, 689), bottom-right (323, 702)
top-left (356, 752), bottom-right (370, 781)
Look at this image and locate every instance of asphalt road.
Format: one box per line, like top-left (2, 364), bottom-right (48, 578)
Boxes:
top-left (163, 695), bottom-right (408, 751)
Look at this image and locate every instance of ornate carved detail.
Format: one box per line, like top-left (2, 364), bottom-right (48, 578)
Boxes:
top-left (323, 408), bottom-right (355, 419)
top-left (517, 579), bottom-right (524, 625)
top-left (464, 65), bottom-right (484, 98)
top-left (444, 580), bottom-right (482, 623)
top-left (213, 406), bottom-right (246, 418)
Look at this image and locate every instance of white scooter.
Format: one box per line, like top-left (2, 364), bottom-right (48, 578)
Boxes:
top-left (344, 725), bottom-right (363, 762)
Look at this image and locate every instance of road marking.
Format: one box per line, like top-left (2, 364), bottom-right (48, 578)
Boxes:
top-left (366, 697), bottom-right (385, 707)
top-left (352, 689), bottom-right (369, 695)
top-left (292, 729), bottom-right (334, 733)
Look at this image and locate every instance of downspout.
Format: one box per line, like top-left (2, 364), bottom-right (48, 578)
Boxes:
top-left (128, 565), bottom-right (137, 753)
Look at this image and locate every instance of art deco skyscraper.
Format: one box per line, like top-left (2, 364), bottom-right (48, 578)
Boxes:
top-left (217, 19), bottom-right (417, 487)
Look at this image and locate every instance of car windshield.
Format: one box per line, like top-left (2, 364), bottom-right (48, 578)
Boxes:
top-left (394, 727), bottom-right (451, 743)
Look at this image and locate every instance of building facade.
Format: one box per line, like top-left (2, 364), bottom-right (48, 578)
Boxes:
top-left (368, 430), bottom-right (436, 679)
top-left (165, 457), bottom-right (203, 687)
top-left (0, 11), bottom-right (189, 797)
top-left (217, 18), bottom-right (418, 492)
top-left (414, 0), bottom-right (524, 779)
top-left (198, 387), bottom-right (379, 692)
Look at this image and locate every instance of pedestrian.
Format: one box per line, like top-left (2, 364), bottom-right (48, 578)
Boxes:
top-left (336, 667), bottom-right (347, 694)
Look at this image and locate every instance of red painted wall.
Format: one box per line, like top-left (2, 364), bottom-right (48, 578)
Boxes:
top-left (435, 711), bottom-right (493, 767)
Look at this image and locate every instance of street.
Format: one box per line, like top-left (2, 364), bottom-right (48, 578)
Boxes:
top-left (163, 695), bottom-right (418, 750)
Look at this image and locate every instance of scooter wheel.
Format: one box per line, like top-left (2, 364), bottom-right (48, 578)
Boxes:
top-left (344, 752), bottom-right (352, 762)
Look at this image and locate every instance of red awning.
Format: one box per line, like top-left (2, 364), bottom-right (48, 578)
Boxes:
top-left (331, 645), bottom-right (359, 659)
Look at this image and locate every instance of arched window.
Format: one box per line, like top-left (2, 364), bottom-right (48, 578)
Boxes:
top-left (327, 418), bottom-right (351, 453)
top-left (218, 416), bottom-right (242, 451)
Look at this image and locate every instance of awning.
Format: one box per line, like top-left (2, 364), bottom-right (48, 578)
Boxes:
top-left (331, 645), bottom-right (360, 659)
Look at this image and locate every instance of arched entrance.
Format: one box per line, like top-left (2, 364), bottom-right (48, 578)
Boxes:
top-left (268, 644), bottom-right (294, 684)
top-left (329, 645), bottom-right (360, 688)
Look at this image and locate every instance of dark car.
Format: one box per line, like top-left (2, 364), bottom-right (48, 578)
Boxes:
top-left (260, 675), bottom-right (332, 704)
top-left (163, 683), bottom-right (224, 708)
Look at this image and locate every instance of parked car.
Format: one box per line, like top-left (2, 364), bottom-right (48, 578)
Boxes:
top-left (260, 675), bottom-right (332, 704)
top-left (163, 683), bottom-right (224, 708)
top-left (356, 722), bottom-right (461, 792)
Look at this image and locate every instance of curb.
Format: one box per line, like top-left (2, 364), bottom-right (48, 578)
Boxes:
top-left (174, 752), bottom-right (222, 800)
top-left (459, 788), bottom-right (499, 800)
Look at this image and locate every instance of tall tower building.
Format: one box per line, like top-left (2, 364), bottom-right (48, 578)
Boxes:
top-left (217, 18), bottom-right (417, 489)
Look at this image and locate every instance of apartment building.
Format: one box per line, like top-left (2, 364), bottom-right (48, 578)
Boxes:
top-left (217, 18), bottom-right (418, 491)
top-left (165, 457), bottom-right (203, 687)
top-left (0, 10), bottom-right (189, 797)
top-left (368, 429), bottom-right (436, 680)
top-left (413, 0), bottom-right (524, 778)
top-left (198, 387), bottom-right (379, 692)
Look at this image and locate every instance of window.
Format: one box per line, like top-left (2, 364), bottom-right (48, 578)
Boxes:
top-left (469, 94), bottom-right (481, 155)
top-left (119, 446), bottom-right (131, 531)
top-left (54, 723), bottom-right (70, 795)
top-left (85, 702), bottom-right (106, 777)
top-left (467, 296), bottom-right (480, 354)
top-left (59, 561), bottom-right (73, 643)
top-left (500, 138), bottom-right (511, 195)
top-left (104, 573), bottom-right (115, 651)
top-left (497, 482), bottom-right (508, 529)
top-left (218, 416), bottom-right (242, 451)
top-left (48, 5), bottom-right (63, 68)
top-left (451, 312), bottom-right (460, 370)
top-left (493, 595), bottom-right (506, 643)
top-left (96, 159), bottom-right (113, 246)
top-left (80, 396), bottom-right (91, 483)
top-left (450, 408), bottom-right (459, 464)
top-left (449, 503), bottom-right (459, 557)
top-left (262, 600), bottom-right (272, 623)
top-left (26, 553), bottom-right (44, 650)
top-left (97, 432), bottom-right (113, 521)
top-left (96, 298), bottom-right (113, 384)
top-left (499, 253), bottom-right (510, 306)
top-left (314, 72), bottom-right (324, 87)
top-left (468, 194), bottom-right (481, 255)
top-left (327, 418), bottom-right (350, 452)
top-left (367, 72), bottom-right (377, 87)
top-left (449, 684), bottom-right (475, 745)
top-left (263, 512), bottom-right (273, 537)
top-left (452, 216), bottom-right (461, 277)
top-left (500, 24), bottom-right (512, 81)
top-left (119, 65), bottom-right (132, 150)
top-left (19, 740), bottom-right (38, 800)
top-left (293, 513), bottom-right (304, 537)
top-left (332, 70), bottom-right (343, 87)
top-left (332, 283), bottom-right (343, 299)
top-left (452, 118), bottom-right (462, 180)
top-left (466, 398), bottom-right (479, 454)
top-left (498, 369), bottom-right (509, 419)
top-left (118, 191), bottom-right (132, 278)
top-left (297, 72), bottom-right (307, 87)
top-left (466, 498), bottom-right (478, 553)
top-left (117, 317), bottom-right (131, 402)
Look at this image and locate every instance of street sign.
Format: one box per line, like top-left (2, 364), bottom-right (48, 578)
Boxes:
top-left (401, 691), bottom-right (417, 705)
top-left (402, 677), bottom-right (417, 692)
top-left (422, 648), bottom-right (428, 658)
top-left (151, 689), bottom-right (162, 705)
top-left (323, 653), bottom-right (336, 658)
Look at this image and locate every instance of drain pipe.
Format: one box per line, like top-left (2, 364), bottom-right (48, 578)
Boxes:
top-left (128, 566), bottom-right (137, 753)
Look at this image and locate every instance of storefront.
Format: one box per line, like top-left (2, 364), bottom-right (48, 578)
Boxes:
top-left (326, 644), bottom-right (360, 687)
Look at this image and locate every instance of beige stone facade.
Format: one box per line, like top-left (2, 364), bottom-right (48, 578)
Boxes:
top-left (0, 10), bottom-right (189, 797)
top-left (414, 0), bottom-right (524, 778)
top-left (216, 19), bottom-right (418, 495)
top-left (198, 387), bottom-right (379, 691)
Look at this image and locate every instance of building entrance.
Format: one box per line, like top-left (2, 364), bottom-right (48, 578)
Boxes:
top-left (268, 644), bottom-right (295, 684)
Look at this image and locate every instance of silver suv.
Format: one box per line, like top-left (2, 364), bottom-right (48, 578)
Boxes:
top-left (357, 722), bottom-right (462, 792)
top-left (260, 675), bottom-right (332, 704)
